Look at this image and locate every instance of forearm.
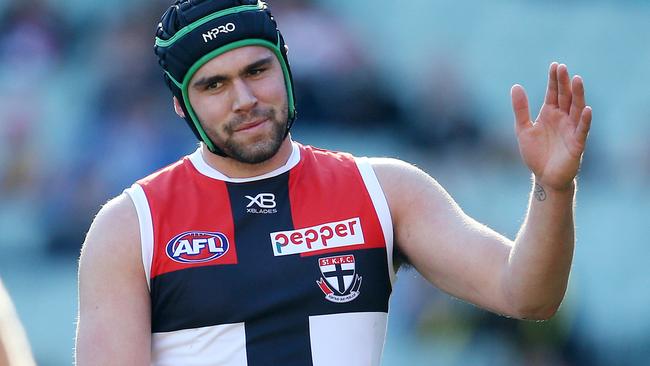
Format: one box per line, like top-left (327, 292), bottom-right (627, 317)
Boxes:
top-left (505, 177), bottom-right (576, 320)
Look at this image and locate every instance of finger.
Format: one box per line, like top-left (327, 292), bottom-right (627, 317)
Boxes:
top-left (557, 64), bottom-right (572, 113)
top-left (544, 62), bottom-right (559, 106)
top-left (511, 84), bottom-right (532, 133)
top-left (575, 106), bottom-right (592, 144)
top-left (569, 75), bottom-right (586, 123)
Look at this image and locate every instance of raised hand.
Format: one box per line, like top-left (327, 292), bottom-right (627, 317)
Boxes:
top-left (511, 62), bottom-right (592, 191)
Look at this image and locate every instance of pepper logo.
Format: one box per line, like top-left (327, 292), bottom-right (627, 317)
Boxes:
top-left (317, 254), bottom-right (362, 303)
top-left (270, 218), bottom-right (364, 256)
top-left (166, 231), bottom-right (229, 263)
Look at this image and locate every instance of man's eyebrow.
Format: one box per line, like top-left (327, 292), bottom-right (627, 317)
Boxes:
top-left (242, 56), bottom-right (273, 73)
top-left (192, 74), bottom-right (228, 89)
top-left (191, 56), bottom-right (275, 90)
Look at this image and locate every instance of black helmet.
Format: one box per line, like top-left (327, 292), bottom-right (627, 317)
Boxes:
top-left (154, 0), bottom-right (296, 156)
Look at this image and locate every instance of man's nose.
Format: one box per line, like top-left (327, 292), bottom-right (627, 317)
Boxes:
top-left (231, 79), bottom-right (257, 113)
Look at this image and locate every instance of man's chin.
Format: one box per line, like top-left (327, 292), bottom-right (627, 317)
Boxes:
top-left (223, 135), bottom-right (286, 164)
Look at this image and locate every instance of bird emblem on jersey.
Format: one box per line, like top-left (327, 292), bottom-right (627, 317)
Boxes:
top-left (316, 254), bottom-right (362, 303)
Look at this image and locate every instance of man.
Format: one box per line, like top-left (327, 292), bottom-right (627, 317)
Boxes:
top-left (75, 1), bottom-right (592, 365)
top-left (0, 279), bottom-right (36, 366)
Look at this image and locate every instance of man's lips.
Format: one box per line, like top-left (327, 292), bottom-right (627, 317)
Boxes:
top-left (234, 118), bottom-right (268, 132)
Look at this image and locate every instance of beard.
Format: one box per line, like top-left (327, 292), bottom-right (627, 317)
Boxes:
top-left (204, 104), bottom-right (288, 164)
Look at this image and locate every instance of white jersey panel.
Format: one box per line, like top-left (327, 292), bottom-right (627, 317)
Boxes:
top-left (124, 184), bottom-right (154, 290)
top-left (355, 157), bottom-right (396, 285)
top-left (152, 322), bottom-right (248, 366)
top-left (309, 312), bottom-right (388, 366)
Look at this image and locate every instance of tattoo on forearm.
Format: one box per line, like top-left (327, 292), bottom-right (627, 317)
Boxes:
top-left (534, 183), bottom-right (547, 201)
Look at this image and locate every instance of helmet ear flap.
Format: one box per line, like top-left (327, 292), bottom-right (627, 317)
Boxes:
top-left (163, 72), bottom-right (175, 93)
top-left (277, 31), bottom-right (297, 128)
top-left (166, 78), bottom-right (206, 145)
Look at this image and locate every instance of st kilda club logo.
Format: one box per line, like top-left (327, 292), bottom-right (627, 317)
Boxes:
top-left (316, 254), bottom-right (362, 303)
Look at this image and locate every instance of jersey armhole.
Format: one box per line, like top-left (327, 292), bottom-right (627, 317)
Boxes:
top-left (124, 184), bottom-right (154, 291)
top-left (354, 157), bottom-right (396, 286)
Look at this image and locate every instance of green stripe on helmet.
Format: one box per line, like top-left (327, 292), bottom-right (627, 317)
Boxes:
top-left (155, 3), bottom-right (263, 48)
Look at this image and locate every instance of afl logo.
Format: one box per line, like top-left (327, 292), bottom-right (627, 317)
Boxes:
top-left (166, 231), bottom-right (229, 264)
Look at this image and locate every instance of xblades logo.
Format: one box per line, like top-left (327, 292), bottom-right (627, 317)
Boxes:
top-left (245, 193), bottom-right (277, 214)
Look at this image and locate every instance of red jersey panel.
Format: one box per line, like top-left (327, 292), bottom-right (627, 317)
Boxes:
top-left (288, 146), bottom-right (386, 257)
top-left (137, 157), bottom-right (238, 278)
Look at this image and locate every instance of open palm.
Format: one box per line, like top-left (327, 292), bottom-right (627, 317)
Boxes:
top-left (511, 63), bottom-right (592, 190)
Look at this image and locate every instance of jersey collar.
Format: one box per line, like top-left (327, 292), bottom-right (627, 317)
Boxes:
top-left (189, 141), bottom-right (301, 182)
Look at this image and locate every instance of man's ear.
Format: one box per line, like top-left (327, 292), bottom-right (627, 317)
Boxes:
top-left (173, 97), bottom-right (186, 118)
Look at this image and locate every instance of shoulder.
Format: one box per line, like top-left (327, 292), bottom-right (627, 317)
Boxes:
top-left (369, 157), bottom-right (428, 180)
top-left (79, 193), bottom-right (141, 278)
top-left (368, 157), bottom-right (456, 224)
top-left (369, 157), bottom-right (443, 197)
top-left (87, 193), bottom-right (139, 244)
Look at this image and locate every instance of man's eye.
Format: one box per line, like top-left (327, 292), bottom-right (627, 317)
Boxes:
top-left (206, 82), bottom-right (222, 90)
top-left (249, 68), bottom-right (265, 76)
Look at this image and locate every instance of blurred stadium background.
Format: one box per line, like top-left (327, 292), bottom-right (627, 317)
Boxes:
top-left (0, 0), bottom-right (649, 364)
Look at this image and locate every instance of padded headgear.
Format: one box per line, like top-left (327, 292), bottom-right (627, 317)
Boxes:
top-left (154, 0), bottom-right (296, 156)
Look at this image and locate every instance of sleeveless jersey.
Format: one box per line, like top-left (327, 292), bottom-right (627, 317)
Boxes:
top-left (125, 142), bottom-right (395, 366)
